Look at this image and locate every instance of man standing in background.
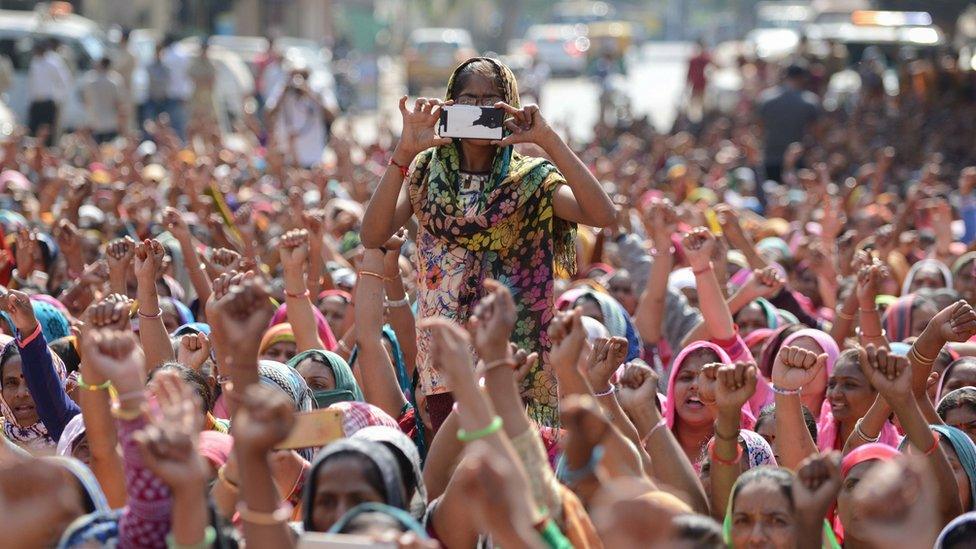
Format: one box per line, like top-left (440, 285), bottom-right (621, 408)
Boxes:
top-left (113, 29), bottom-right (137, 132)
top-left (80, 58), bottom-right (125, 143)
top-left (161, 35), bottom-right (192, 139)
top-left (27, 42), bottom-right (66, 145)
top-left (756, 64), bottom-right (820, 183)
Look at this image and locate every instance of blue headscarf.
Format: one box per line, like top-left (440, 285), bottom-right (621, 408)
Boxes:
top-left (31, 300), bottom-right (71, 341)
top-left (171, 322), bottom-right (211, 337)
top-left (160, 297), bottom-right (194, 325)
top-left (573, 290), bottom-right (642, 361)
top-left (933, 424), bottom-right (976, 511)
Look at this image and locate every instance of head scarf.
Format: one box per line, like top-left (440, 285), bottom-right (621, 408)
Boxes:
top-left (667, 267), bottom-right (696, 292)
top-left (330, 401), bottom-right (401, 437)
top-left (171, 322), bottom-right (211, 337)
top-left (816, 351), bottom-right (900, 452)
top-left (197, 431), bottom-right (233, 470)
top-left (30, 299), bottom-right (71, 342)
top-left (381, 325), bottom-right (412, 398)
top-left (353, 426), bottom-right (427, 518)
top-left (882, 294), bottom-right (916, 343)
top-left (573, 290), bottom-right (642, 361)
top-left (408, 57), bottom-right (575, 424)
top-left (270, 303), bottom-right (338, 351)
top-left (159, 296), bottom-right (194, 326)
top-left (287, 349), bottom-right (364, 408)
top-left (49, 335), bottom-right (81, 374)
top-left (743, 328), bottom-right (775, 351)
top-left (938, 386), bottom-right (976, 420)
top-left (56, 414), bottom-right (87, 458)
top-left (953, 253), bottom-right (976, 277)
top-left (739, 429), bottom-right (778, 468)
top-left (781, 329), bottom-right (840, 373)
top-left (318, 289), bottom-right (353, 303)
top-left (756, 237), bottom-right (792, 262)
top-left (663, 341), bottom-right (755, 431)
top-left (258, 359), bottom-right (314, 412)
top-left (302, 438), bottom-right (407, 531)
top-left (935, 511), bottom-right (976, 548)
top-left (902, 258), bottom-right (953, 295)
top-left (581, 316), bottom-right (610, 342)
top-left (937, 358), bottom-right (976, 402)
top-left (840, 443), bottom-right (900, 477)
top-left (45, 456), bottom-right (110, 513)
top-left (0, 342), bottom-right (68, 449)
top-left (931, 425), bottom-right (976, 511)
top-left (258, 323), bottom-right (296, 356)
top-left (327, 502), bottom-right (428, 537)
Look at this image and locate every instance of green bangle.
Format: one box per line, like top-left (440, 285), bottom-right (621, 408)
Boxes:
top-left (76, 374), bottom-right (112, 392)
top-left (538, 519), bottom-right (573, 549)
top-left (166, 525), bottom-right (216, 549)
top-left (456, 416), bottom-right (503, 443)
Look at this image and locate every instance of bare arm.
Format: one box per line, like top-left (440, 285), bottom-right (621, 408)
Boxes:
top-left (771, 347), bottom-right (824, 469)
top-left (382, 234), bottom-right (418, 380)
top-left (279, 230), bottom-right (326, 352)
top-left (634, 200), bottom-right (676, 344)
top-left (684, 228), bottom-right (736, 341)
top-left (134, 239), bottom-right (175, 371)
top-left (710, 363), bottom-right (759, 520)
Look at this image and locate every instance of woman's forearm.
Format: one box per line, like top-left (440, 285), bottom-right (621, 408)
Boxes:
top-left (634, 238), bottom-right (672, 344)
top-left (79, 384), bottom-right (126, 507)
top-left (384, 275), bottom-right (417, 380)
top-left (710, 409), bottom-right (742, 520)
top-left (542, 136), bottom-right (615, 227)
top-left (136, 280), bottom-right (175, 371)
top-left (842, 395), bottom-right (890, 455)
top-left (177, 235), bottom-right (212, 308)
top-left (696, 266), bottom-right (736, 341)
top-left (282, 268), bottom-right (325, 352)
top-left (774, 393), bottom-right (820, 469)
top-left (362, 161), bottom-right (411, 248)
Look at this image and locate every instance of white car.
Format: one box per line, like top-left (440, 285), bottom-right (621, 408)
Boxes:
top-left (523, 24), bottom-right (589, 75)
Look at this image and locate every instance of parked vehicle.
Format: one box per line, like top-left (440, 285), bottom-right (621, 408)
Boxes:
top-left (745, 2), bottom-right (812, 60)
top-left (523, 24), bottom-right (588, 76)
top-left (404, 28), bottom-right (477, 95)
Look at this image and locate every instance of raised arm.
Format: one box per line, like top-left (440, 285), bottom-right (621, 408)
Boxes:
top-left (382, 231), bottom-right (418, 380)
top-left (909, 301), bottom-right (976, 423)
top-left (134, 238), bottom-right (176, 371)
top-left (279, 229), bottom-right (326, 352)
top-left (634, 199), bottom-right (676, 344)
top-left (771, 346), bottom-right (824, 469)
top-left (710, 361), bottom-right (759, 520)
top-left (354, 249), bottom-right (408, 418)
top-left (164, 207), bottom-right (212, 307)
top-left (792, 452), bottom-right (842, 549)
top-left (105, 236), bottom-right (135, 296)
top-left (716, 204), bottom-right (768, 270)
top-left (856, 262), bottom-right (890, 349)
top-left (361, 97), bottom-right (450, 248)
top-left (684, 228), bottom-right (736, 341)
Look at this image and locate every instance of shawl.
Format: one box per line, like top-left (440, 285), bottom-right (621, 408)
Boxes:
top-left (257, 359), bottom-right (314, 413)
top-left (901, 258), bottom-right (953, 295)
top-left (931, 424), bottom-right (976, 511)
top-left (258, 323), bottom-right (296, 356)
top-left (302, 438), bottom-right (407, 531)
top-left (270, 302), bottom-right (338, 351)
top-left (739, 429), bottom-right (778, 468)
top-left (197, 431), bottom-right (233, 469)
top-left (159, 296), bottom-right (194, 326)
top-left (409, 58), bottom-right (575, 424)
top-left (0, 341), bottom-right (68, 449)
top-left (45, 456), bottom-right (110, 513)
top-left (353, 426), bottom-right (428, 519)
top-left (330, 401), bottom-right (401, 437)
top-left (287, 349), bottom-right (364, 407)
top-left (327, 502), bottom-right (428, 538)
top-left (882, 294), bottom-right (916, 343)
top-left (743, 328), bottom-right (775, 351)
top-left (935, 511), bottom-right (976, 548)
top-left (663, 341), bottom-right (755, 432)
top-left (56, 413), bottom-right (87, 457)
top-left (573, 289), bottom-right (642, 361)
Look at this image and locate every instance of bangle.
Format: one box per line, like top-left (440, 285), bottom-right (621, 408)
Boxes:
top-left (923, 430), bottom-right (941, 456)
top-left (235, 501), bottom-right (294, 525)
top-left (284, 288), bottom-right (309, 299)
top-left (771, 384), bottom-right (802, 396)
top-left (338, 340), bottom-right (352, 354)
top-left (593, 384), bottom-right (616, 398)
top-left (76, 374), bottom-right (112, 392)
top-left (166, 525), bottom-right (216, 549)
top-left (115, 389), bottom-right (146, 402)
top-left (111, 402), bottom-right (144, 421)
top-left (854, 418), bottom-right (881, 443)
top-left (641, 417), bottom-right (667, 445)
top-left (457, 416), bottom-right (504, 443)
top-left (909, 346), bottom-right (937, 365)
top-left (138, 308), bottom-right (162, 319)
top-left (836, 309), bottom-right (855, 321)
top-left (713, 423), bottom-right (740, 442)
top-left (859, 307), bottom-right (878, 313)
top-left (708, 438), bottom-right (743, 467)
top-left (384, 296), bottom-right (410, 308)
top-left (692, 262), bottom-right (713, 276)
top-left (358, 270), bottom-right (386, 282)
top-left (479, 358), bottom-right (516, 375)
top-left (217, 465), bottom-right (239, 490)
top-left (388, 157), bottom-right (409, 178)
top-left (855, 327), bottom-right (887, 340)
top-left (556, 445), bottom-right (605, 484)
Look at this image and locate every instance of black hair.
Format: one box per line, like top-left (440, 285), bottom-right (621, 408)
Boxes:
top-left (938, 516), bottom-right (976, 548)
top-left (0, 343), bottom-right (19, 378)
top-left (730, 466), bottom-right (795, 513)
top-left (672, 514), bottom-right (725, 548)
top-left (938, 386), bottom-right (976, 420)
top-left (149, 362), bottom-right (215, 412)
top-left (834, 348), bottom-right (870, 382)
top-left (378, 441), bottom-right (417, 502)
top-left (448, 58), bottom-right (505, 101)
top-left (49, 336), bottom-right (81, 375)
top-left (917, 288), bottom-right (962, 312)
top-left (756, 403), bottom-right (818, 444)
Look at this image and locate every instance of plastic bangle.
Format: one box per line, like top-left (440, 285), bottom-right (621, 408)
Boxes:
top-left (116, 389), bottom-right (146, 402)
top-left (384, 297), bottom-right (410, 308)
top-left (479, 358), bottom-right (516, 375)
top-left (217, 466), bottom-right (239, 490)
top-left (854, 418), bottom-right (881, 443)
top-left (924, 430), bottom-right (941, 456)
top-left (457, 416), bottom-right (504, 443)
top-left (138, 308), bottom-right (162, 319)
top-left (593, 384), bottom-right (616, 398)
top-left (111, 403), bottom-right (144, 421)
top-left (358, 270), bottom-right (386, 282)
top-left (556, 444), bottom-right (605, 484)
top-left (708, 439), bottom-right (743, 467)
top-left (235, 501), bottom-right (294, 525)
top-left (836, 309), bottom-right (855, 321)
top-left (641, 417), bottom-right (667, 445)
top-left (388, 157), bottom-right (409, 178)
top-left (692, 262), bottom-right (713, 276)
top-left (76, 374), bottom-right (112, 392)
top-left (771, 384), bottom-right (802, 396)
top-left (166, 525), bottom-right (216, 549)
top-left (284, 288), bottom-right (310, 299)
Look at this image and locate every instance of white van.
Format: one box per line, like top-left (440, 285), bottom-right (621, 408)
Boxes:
top-left (0, 7), bottom-right (109, 132)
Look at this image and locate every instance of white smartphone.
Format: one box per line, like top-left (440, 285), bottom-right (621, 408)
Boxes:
top-left (438, 104), bottom-right (504, 140)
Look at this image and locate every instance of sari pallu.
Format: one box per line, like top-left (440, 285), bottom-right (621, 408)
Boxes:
top-left (409, 57), bottom-right (576, 425)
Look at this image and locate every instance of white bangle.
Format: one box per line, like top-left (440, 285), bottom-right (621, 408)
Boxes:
top-left (593, 385), bottom-right (616, 397)
top-left (770, 384), bottom-right (801, 396)
top-left (384, 297), bottom-right (410, 308)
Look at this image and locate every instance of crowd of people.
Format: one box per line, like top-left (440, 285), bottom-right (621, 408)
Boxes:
top-left (2, 29), bottom-right (976, 548)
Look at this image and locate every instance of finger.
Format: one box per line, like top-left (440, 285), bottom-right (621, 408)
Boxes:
top-left (493, 101), bottom-right (520, 116)
top-left (398, 96), bottom-right (408, 115)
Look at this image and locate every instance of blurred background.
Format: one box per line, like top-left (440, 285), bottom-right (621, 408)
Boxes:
top-left (0, 0), bottom-right (972, 141)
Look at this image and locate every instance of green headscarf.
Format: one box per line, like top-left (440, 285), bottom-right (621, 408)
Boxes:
top-left (287, 349), bottom-right (364, 409)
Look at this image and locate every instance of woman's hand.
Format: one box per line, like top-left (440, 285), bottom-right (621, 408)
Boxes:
top-left (134, 239), bottom-right (165, 284)
top-left (682, 227), bottom-right (716, 272)
top-left (740, 266), bottom-right (784, 301)
top-left (206, 248), bottom-right (243, 279)
top-left (134, 371), bottom-right (207, 491)
top-left (382, 230), bottom-right (407, 278)
top-left (617, 362), bottom-right (660, 413)
top-left (163, 207), bottom-right (192, 242)
top-left (468, 279), bottom-right (516, 360)
top-left (642, 198), bottom-right (677, 248)
top-left (106, 236), bottom-right (136, 273)
top-left (205, 271), bottom-right (274, 359)
top-left (697, 363), bottom-right (720, 406)
top-left (792, 451), bottom-right (842, 525)
top-left (0, 290), bottom-right (38, 336)
top-left (856, 263), bottom-right (888, 309)
top-left (932, 300), bottom-right (976, 343)
top-left (491, 102), bottom-right (558, 150)
top-left (233, 384), bottom-right (296, 457)
top-left (84, 293), bottom-right (133, 331)
top-left (392, 97), bottom-right (452, 164)
top-left (278, 229), bottom-right (310, 275)
top-left (585, 337), bottom-right (627, 394)
top-left (14, 228), bottom-right (40, 277)
top-left (417, 317), bottom-right (477, 393)
top-left (858, 344), bottom-right (913, 409)
top-left (79, 327), bottom-right (145, 389)
top-left (772, 346), bottom-right (827, 392)
top-left (715, 362), bottom-right (758, 415)
top-left (547, 307), bottom-right (587, 374)
top-left (177, 332), bottom-right (211, 371)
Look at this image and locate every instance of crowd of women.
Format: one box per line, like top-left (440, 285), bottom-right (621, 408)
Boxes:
top-left (1, 50), bottom-right (976, 548)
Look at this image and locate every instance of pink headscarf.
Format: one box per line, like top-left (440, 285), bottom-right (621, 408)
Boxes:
top-left (834, 443), bottom-right (902, 542)
top-left (197, 431), bottom-right (233, 469)
top-left (269, 303), bottom-right (338, 351)
top-left (663, 341), bottom-right (756, 430)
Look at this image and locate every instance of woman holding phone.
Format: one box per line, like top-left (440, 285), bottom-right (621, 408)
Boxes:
top-left (362, 57), bottom-right (614, 428)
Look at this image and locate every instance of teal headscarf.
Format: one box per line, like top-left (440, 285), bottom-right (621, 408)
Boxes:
top-left (932, 425), bottom-right (976, 511)
top-left (287, 349), bottom-right (363, 409)
top-left (328, 502), bottom-right (429, 538)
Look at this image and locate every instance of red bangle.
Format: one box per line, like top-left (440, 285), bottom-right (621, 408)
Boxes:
top-left (924, 430), bottom-right (941, 456)
top-left (708, 438), bottom-right (743, 467)
top-left (389, 157), bottom-right (409, 178)
top-left (693, 262), bottom-right (714, 276)
top-left (285, 288), bottom-right (310, 299)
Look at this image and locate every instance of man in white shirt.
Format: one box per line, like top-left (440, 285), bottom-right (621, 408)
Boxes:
top-left (160, 35), bottom-right (193, 138)
top-left (266, 68), bottom-right (337, 168)
top-left (80, 58), bottom-right (125, 143)
top-left (27, 41), bottom-right (67, 145)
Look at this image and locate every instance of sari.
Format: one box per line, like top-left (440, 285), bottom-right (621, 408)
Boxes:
top-left (409, 57), bottom-right (576, 424)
